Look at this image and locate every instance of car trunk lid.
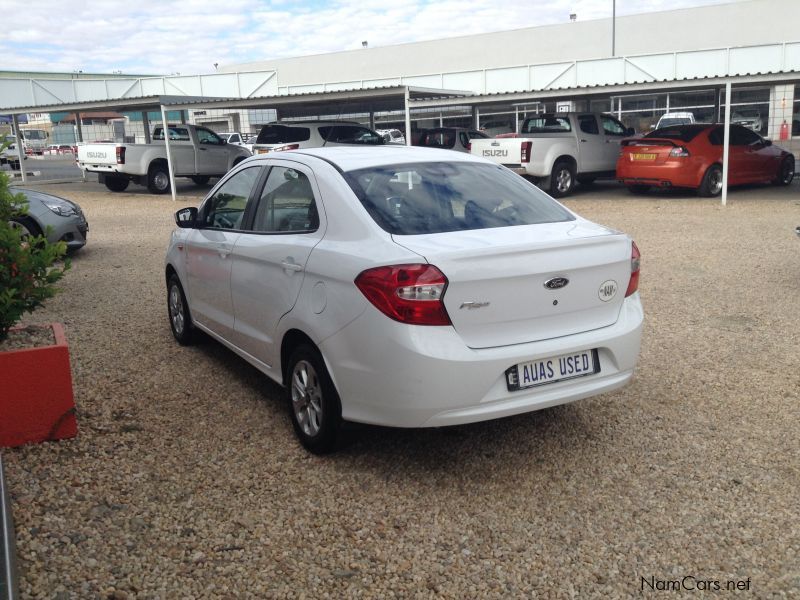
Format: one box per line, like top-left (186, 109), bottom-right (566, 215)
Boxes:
top-left (392, 221), bottom-right (632, 349)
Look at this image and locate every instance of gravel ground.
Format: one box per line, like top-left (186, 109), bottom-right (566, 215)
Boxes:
top-left (3, 179), bottom-right (800, 598)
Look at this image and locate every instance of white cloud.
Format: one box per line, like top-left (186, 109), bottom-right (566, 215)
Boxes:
top-left (0, 0), bottom-right (738, 75)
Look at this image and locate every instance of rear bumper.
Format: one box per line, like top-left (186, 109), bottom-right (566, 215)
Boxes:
top-left (617, 159), bottom-right (704, 189)
top-left (320, 294), bottom-right (644, 428)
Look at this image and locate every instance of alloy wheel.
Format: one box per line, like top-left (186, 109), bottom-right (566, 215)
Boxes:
top-left (556, 168), bottom-right (572, 193)
top-left (709, 169), bottom-right (723, 195)
top-left (291, 360), bottom-right (323, 437)
top-left (169, 283), bottom-right (185, 335)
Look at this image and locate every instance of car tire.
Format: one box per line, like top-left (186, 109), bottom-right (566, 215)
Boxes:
top-left (549, 160), bottom-right (576, 198)
top-left (9, 216), bottom-right (43, 241)
top-left (104, 176), bottom-right (129, 192)
top-left (167, 274), bottom-right (195, 345)
top-left (190, 176), bottom-right (211, 186)
top-left (627, 185), bottom-right (651, 195)
top-left (774, 155), bottom-right (795, 186)
top-left (698, 164), bottom-right (723, 197)
top-left (147, 162), bottom-right (171, 194)
top-left (286, 344), bottom-right (342, 454)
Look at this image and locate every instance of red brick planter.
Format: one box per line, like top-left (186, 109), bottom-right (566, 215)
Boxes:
top-left (0, 323), bottom-right (77, 448)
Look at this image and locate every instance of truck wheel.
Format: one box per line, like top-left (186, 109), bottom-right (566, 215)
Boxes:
top-left (104, 176), bottom-right (129, 192)
top-left (549, 161), bottom-right (576, 198)
top-left (190, 176), bottom-right (211, 186)
top-left (147, 163), bottom-right (171, 194)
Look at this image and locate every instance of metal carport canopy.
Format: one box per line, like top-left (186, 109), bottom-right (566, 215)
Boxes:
top-left (2, 85), bottom-right (471, 200)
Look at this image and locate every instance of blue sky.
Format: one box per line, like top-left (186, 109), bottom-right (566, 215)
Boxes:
top-left (1, 0), bottom-right (736, 76)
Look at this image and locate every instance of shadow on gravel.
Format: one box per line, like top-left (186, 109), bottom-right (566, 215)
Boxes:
top-left (184, 329), bottom-right (606, 481)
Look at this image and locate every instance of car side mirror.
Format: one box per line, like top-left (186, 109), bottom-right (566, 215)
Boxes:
top-left (763, 138), bottom-right (772, 146)
top-left (625, 127), bottom-right (635, 136)
top-left (175, 207), bottom-right (198, 228)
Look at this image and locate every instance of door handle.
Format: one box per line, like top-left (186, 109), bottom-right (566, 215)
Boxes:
top-left (579, 139), bottom-right (587, 143)
top-left (216, 245), bottom-right (232, 258)
top-left (199, 147), bottom-right (208, 151)
top-left (281, 259), bottom-right (304, 272)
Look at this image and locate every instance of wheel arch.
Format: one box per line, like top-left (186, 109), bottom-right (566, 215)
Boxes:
top-left (148, 157), bottom-right (168, 173)
top-left (280, 329), bottom-right (319, 385)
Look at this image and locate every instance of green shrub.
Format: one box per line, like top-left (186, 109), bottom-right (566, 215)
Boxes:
top-left (0, 158), bottom-right (69, 342)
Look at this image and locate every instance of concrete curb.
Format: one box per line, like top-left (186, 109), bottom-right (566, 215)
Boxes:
top-left (0, 453), bottom-right (19, 600)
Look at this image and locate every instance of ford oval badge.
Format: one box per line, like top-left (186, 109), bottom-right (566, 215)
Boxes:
top-left (544, 277), bottom-right (569, 290)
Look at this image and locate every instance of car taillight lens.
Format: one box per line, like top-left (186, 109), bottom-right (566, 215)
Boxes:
top-left (355, 264), bottom-right (451, 326)
top-left (116, 146), bottom-right (126, 164)
top-left (275, 144), bottom-right (300, 152)
top-left (521, 141), bottom-right (532, 163)
top-left (466, 142), bottom-right (471, 152)
top-left (669, 146), bottom-right (689, 158)
top-left (625, 241), bottom-right (640, 297)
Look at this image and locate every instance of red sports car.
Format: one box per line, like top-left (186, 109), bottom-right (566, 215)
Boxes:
top-left (617, 124), bottom-right (795, 196)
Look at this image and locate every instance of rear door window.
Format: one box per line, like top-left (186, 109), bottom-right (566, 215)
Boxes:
top-left (251, 167), bottom-right (319, 233)
top-left (578, 115), bottom-right (599, 135)
top-left (419, 130), bottom-right (455, 149)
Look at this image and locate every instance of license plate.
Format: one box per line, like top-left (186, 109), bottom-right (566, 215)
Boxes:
top-left (506, 349), bottom-right (599, 391)
top-left (631, 153), bottom-right (656, 161)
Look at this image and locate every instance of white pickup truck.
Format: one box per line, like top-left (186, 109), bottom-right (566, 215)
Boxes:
top-left (470, 112), bottom-right (634, 197)
top-left (77, 124), bottom-right (251, 194)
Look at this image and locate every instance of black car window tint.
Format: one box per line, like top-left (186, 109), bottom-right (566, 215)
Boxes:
top-left (256, 126), bottom-right (311, 144)
top-left (578, 115), bottom-right (599, 135)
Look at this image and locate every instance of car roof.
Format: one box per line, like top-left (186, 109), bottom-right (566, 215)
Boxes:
top-left (287, 146), bottom-right (486, 171)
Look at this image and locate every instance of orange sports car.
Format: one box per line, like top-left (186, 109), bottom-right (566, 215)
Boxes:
top-left (617, 123), bottom-right (795, 196)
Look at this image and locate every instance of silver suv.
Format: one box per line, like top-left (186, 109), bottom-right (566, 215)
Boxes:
top-left (253, 121), bottom-right (384, 154)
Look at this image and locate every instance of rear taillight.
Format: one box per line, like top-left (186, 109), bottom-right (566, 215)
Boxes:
top-left (276, 144), bottom-right (300, 152)
top-left (116, 146), bottom-right (126, 164)
top-left (625, 241), bottom-right (640, 297)
top-left (466, 142), bottom-right (471, 152)
top-left (669, 146), bottom-right (689, 158)
top-left (355, 264), bottom-right (451, 326)
top-left (520, 141), bottom-right (532, 163)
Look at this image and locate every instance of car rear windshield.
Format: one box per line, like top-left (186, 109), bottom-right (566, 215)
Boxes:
top-left (521, 116), bottom-right (572, 133)
top-left (256, 125), bottom-right (311, 144)
top-left (343, 162), bottom-right (575, 235)
top-left (646, 125), bottom-right (706, 142)
top-left (318, 125), bottom-right (384, 145)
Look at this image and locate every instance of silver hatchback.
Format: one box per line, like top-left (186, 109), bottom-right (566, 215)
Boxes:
top-left (10, 188), bottom-right (88, 252)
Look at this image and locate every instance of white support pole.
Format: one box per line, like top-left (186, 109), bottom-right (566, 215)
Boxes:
top-left (515, 106), bottom-right (520, 133)
top-left (721, 81), bottom-right (732, 207)
top-left (11, 115), bottom-right (26, 183)
top-left (160, 105), bottom-right (177, 202)
top-left (404, 87), bottom-right (411, 146)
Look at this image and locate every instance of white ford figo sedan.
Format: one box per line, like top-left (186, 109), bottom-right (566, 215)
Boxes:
top-left (165, 146), bottom-right (643, 453)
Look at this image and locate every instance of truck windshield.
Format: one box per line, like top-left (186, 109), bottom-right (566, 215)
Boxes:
top-left (521, 116), bottom-right (571, 133)
top-left (22, 130), bottom-right (46, 140)
top-left (344, 162), bottom-right (574, 235)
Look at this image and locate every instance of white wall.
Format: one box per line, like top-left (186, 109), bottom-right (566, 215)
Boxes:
top-left (223, 0), bottom-right (799, 88)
